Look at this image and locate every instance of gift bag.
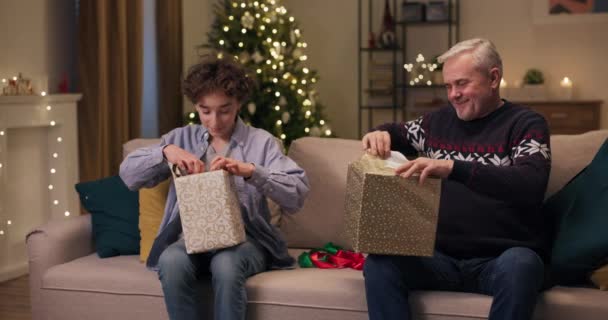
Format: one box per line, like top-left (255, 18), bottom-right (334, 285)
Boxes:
top-left (171, 164), bottom-right (246, 254)
top-left (344, 153), bottom-right (441, 256)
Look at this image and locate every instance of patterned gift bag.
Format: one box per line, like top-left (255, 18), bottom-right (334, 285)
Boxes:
top-left (171, 165), bottom-right (246, 254)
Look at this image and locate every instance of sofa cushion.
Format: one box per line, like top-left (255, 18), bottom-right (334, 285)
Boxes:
top-left (75, 176), bottom-right (140, 258)
top-left (139, 179), bottom-right (171, 262)
top-left (545, 137), bottom-right (608, 285)
top-left (41, 250), bottom-right (608, 320)
top-left (591, 264), bottom-right (608, 290)
top-left (545, 130), bottom-right (608, 199)
top-left (282, 137), bottom-right (364, 249)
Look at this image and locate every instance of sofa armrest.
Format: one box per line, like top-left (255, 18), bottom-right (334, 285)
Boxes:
top-left (26, 214), bottom-right (94, 320)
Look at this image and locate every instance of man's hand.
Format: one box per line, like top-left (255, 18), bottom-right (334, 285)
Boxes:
top-left (210, 156), bottom-right (255, 178)
top-left (163, 144), bottom-right (205, 174)
top-left (395, 158), bottom-right (454, 185)
top-left (362, 131), bottom-right (391, 159)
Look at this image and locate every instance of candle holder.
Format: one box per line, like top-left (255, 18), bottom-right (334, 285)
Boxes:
top-left (558, 77), bottom-right (573, 100)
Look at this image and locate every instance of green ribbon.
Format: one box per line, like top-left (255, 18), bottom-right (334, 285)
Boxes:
top-left (298, 242), bottom-right (343, 268)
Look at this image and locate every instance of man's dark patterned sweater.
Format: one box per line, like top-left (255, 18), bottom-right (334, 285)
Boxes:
top-left (375, 100), bottom-right (552, 261)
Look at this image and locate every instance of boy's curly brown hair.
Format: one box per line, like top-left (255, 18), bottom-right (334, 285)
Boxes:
top-left (182, 55), bottom-right (256, 105)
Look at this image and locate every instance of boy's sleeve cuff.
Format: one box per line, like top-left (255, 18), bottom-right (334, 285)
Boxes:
top-left (246, 165), bottom-right (270, 189)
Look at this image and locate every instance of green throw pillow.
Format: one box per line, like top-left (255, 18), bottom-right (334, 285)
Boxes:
top-left (545, 138), bottom-right (608, 285)
top-left (75, 176), bottom-right (140, 258)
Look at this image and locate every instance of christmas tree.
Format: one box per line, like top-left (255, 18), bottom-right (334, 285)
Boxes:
top-left (187, 0), bottom-right (333, 146)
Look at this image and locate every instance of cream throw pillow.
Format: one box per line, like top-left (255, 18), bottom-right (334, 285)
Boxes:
top-left (139, 179), bottom-right (170, 262)
top-left (591, 264), bottom-right (608, 290)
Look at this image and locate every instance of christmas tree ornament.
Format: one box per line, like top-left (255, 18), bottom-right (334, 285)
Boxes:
top-left (247, 102), bottom-right (256, 115)
top-left (239, 52), bottom-right (251, 64)
top-left (279, 96), bottom-right (287, 106)
top-left (252, 51), bottom-right (264, 63)
top-left (241, 11), bottom-right (255, 29)
top-left (281, 111), bottom-right (290, 123)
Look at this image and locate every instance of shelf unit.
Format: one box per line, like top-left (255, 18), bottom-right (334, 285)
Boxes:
top-left (357, 0), bottom-right (459, 137)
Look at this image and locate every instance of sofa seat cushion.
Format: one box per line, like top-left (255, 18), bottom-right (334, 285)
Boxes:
top-left (40, 250), bottom-right (608, 320)
top-left (42, 254), bottom-right (162, 296)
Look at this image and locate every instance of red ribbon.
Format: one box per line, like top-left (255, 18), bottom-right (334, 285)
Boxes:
top-left (309, 249), bottom-right (365, 270)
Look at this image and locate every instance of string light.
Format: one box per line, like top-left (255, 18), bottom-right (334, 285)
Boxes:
top-left (280, 134), bottom-right (286, 140)
top-left (57, 137), bottom-right (63, 142)
top-left (325, 129), bottom-right (332, 136)
top-left (241, 28), bottom-right (247, 34)
top-left (276, 120), bottom-right (282, 126)
top-left (303, 68), bottom-right (309, 74)
top-left (274, 105), bottom-right (280, 111)
top-left (223, 26), bottom-right (229, 32)
top-left (305, 127), bottom-right (310, 133)
top-left (320, 120), bottom-right (325, 125)
top-left (275, 91), bottom-right (281, 97)
top-left (64, 211), bottom-right (70, 217)
top-left (46, 105), bottom-right (52, 111)
top-left (50, 121), bottom-right (56, 126)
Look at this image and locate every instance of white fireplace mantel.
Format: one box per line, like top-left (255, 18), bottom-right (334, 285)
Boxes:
top-left (0, 93), bottom-right (81, 282)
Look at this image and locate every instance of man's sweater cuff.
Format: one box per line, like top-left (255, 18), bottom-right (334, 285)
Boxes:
top-left (448, 160), bottom-right (474, 184)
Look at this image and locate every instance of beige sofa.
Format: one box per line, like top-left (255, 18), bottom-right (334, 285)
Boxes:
top-left (27, 130), bottom-right (608, 320)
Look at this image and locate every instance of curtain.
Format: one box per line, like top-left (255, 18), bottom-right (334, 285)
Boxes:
top-left (156, 0), bottom-right (183, 135)
top-left (78, 0), bottom-right (143, 181)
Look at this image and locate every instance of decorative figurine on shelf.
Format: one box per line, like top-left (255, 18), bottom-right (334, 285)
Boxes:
top-left (379, 0), bottom-right (397, 49)
top-left (1, 73), bottom-right (34, 96)
top-left (368, 31), bottom-right (377, 49)
top-left (58, 73), bottom-right (69, 93)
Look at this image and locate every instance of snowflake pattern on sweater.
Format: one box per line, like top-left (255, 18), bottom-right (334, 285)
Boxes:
top-left (402, 116), bottom-right (551, 166)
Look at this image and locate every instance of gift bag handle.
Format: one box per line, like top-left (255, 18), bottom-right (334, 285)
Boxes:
top-left (169, 163), bottom-right (187, 179)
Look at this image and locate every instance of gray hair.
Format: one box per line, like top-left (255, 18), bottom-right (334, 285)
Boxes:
top-left (438, 38), bottom-right (503, 77)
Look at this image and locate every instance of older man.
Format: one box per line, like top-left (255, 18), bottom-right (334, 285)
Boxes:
top-left (362, 38), bottom-right (552, 320)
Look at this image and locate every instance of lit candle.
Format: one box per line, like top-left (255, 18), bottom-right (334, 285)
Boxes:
top-left (559, 77), bottom-right (573, 100)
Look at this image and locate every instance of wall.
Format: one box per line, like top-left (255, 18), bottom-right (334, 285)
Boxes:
top-left (0, 0), bottom-right (77, 93)
top-left (182, 0), bottom-right (214, 113)
top-left (182, 0), bottom-right (608, 139)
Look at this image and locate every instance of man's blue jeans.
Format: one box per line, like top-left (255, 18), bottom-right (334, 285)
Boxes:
top-left (157, 238), bottom-right (267, 320)
top-left (364, 247), bottom-right (545, 320)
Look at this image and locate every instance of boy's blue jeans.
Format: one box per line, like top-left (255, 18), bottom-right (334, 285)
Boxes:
top-left (158, 238), bottom-right (267, 320)
top-left (364, 247), bottom-right (545, 320)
